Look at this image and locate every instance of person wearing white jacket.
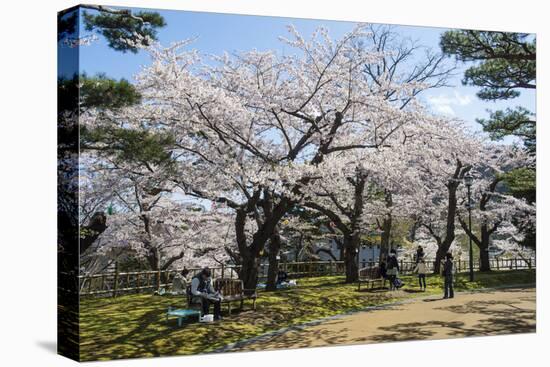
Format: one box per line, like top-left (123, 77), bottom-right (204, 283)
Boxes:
top-left (413, 257), bottom-right (428, 291)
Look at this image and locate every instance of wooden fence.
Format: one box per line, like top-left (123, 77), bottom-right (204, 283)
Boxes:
top-left (78, 257), bottom-right (535, 298)
top-left (359, 257), bottom-right (535, 275)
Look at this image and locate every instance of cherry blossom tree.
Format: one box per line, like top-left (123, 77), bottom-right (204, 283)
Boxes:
top-left (491, 223), bottom-right (536, 268)
top-left (79, 155), bottom-right (233, 275)
top-left (84, 200), bottom-right (232, 274)
top-left (126, 25), bottom-right (444, 289)
top-left (278, 214), bottom-right (334, 262)
top-left (456, 145), bottom-right (535, 271)
top-left (301, 138), bottom-right (427, 282)
top-left (412, 120), bottom-right (483, 273)
top-left (79, 103), bottom-right (224, 273)
top-left (77, 22), bottom-right (534, 287)
top-left (300, 111), bottom-right (479, 281)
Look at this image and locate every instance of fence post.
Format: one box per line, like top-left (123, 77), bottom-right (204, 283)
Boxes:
top-left (113, 262), bottom-right (119, 298)
top-left (515, 258), bottom-right (518, 270)
top-left (156, 269), bottom-right (161, 291)
top-left (136, 273), bottom-right (140, 293)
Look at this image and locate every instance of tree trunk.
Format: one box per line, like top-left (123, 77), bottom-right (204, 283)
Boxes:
top-left (344, 246), bottom-right (358, 283)
top-left (433, 245), bottom-right (446, 274)
top-left (479, 246), bottom-right (490, 272)
top-left (379, 191), bottom-right (393, 263)
top-left (407, 217), bottom-right (421, 242)
top-left (235, 193), bottom-right (290, 292)
top-left (479, 224), bottom-right (491, 271)
top-left (265, 230), bottom-right (282, 291)
top-left (234, 209), bottom-right (261, 293)
top-left (343, 234), bottom-right (360, 283)
top-left (145, 247), bottom-right (162, 291)
top-left (145, 247), bottom-right (158, 270)
top-left (79, 212), bottom-right (107, 254)
top-left (379, 215), bottom-right (392, 262)
top-left (240, 255), bottom-right (260, 294)
top-left (458, 217), bottom-right (493, 272)
top-left (431, 166), bottom-right (463, 274)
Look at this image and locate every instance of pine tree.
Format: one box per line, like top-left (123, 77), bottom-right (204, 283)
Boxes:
top-left (440, 30), bottom-right (536, 150)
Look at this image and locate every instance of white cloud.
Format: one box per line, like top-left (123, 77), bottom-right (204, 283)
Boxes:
top-left (426, 91), bottom-right (473, 116)
top-left (432, 104), bottom-right (456, 116)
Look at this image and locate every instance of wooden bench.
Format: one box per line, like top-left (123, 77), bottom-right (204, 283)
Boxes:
top-left (357, 266), bottom-right (386, 291)
top-left (186, 278), bottom-right (257, 316)
top-left (214, 278), bottom-right (257, 315)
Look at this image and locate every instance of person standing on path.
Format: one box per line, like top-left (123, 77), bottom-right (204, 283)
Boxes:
top-left (387, 249), bottom-right (399, 290)
top-left (443, 252), bottom-right (454, 299)
top-left (413, 257), bottom-right (428, 291)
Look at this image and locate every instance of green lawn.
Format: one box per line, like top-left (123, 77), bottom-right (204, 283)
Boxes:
top-left (79, 269), bottom-right (535, 361)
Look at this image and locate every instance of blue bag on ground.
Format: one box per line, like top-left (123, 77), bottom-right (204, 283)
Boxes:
top-left (393, 278), bottom-right (404, 288)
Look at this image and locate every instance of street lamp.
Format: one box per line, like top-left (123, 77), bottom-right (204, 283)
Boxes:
top-left (464, 173), bottom-right (474, 282)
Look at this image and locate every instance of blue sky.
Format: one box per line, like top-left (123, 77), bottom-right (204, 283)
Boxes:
top-left (67, 6), bottom-right (535, 142)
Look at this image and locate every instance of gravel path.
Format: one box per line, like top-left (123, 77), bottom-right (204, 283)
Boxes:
top-left (227, 287), bottom-right (536, 352)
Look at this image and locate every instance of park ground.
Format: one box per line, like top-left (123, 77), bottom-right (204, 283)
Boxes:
top-left (79, 270), bottom-right (535, 361)
top-left (226, 287), bottom-right (535, 352)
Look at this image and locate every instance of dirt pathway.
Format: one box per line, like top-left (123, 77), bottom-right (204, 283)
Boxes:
top-left (230, 287), bottom-right (536, 351)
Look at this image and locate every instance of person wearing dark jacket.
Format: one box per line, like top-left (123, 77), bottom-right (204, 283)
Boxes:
top-left (387, 249), bottom-right (400, 290)
top-left (277, 270), bottom-right (288, 285)
top-left (443, 252), bottom-right (454, 299)
top-left (190, 268), bottom-right (222, 320)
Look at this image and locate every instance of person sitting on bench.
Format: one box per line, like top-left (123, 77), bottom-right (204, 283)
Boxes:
top-left (171, 268), bottom-right (189, 295)
top-left (190, 268), bottom-right (222, 320)
top-left (276, 270), bottom-right (288, 285)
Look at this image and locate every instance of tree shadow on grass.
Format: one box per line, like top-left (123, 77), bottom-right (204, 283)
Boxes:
top-left (356, 286), bottom-right (391, 293)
